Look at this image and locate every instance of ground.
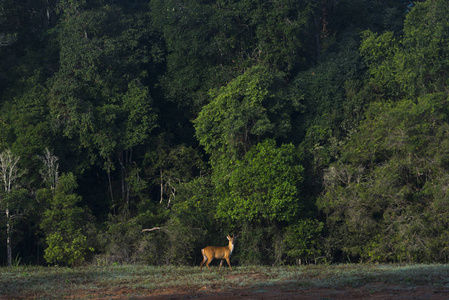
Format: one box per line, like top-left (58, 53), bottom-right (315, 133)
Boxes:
top-left (3, 264), bottom-right (449, 299)
top-left (61, 284), bottom-right (449, 299)
top-left (150, 285), bottom-right (449, 300)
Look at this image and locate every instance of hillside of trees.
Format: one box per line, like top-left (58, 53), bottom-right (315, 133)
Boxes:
top-left (1, 0), bottom-right (448, 267)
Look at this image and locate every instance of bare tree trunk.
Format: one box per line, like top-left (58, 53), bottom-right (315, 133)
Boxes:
top-left (0, 150), bottom-right (23, 267)
top-left (46, 0), bottom-right (50, 24)
top-left (125, 148), bottom-right (132, 209)
top-left (118, 149), bottom-right (135, 211)
top-left (107, 169), bottom-right (115, 215)
top-left (6, 208), bottom-right (11, 267)
top-left (160, 169), bottom-right (163, 203)
top-left (38, 148), bottom-right (59, 190)
top-left (118, 152), bottom-right (126, 207)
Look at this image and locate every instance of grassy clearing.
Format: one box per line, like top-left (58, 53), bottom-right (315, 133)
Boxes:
top-left (1, 264), bottom-right (449, 298)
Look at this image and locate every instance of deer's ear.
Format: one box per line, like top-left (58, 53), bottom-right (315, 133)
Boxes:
top-left (227, 235), bottom-right (230, 240)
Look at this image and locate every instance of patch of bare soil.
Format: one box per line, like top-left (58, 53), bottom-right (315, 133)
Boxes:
top-left (66, 283), bottom-right (449, 300)
top-left (141, 284), bottom-right (449, 300)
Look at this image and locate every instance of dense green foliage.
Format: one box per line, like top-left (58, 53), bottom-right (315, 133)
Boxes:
top-left (319, 0), bottom-right (449, 263)
top-left (3, 0), bottom-right (449, 267)
top-left (40, 173), bottom-right (94, 266)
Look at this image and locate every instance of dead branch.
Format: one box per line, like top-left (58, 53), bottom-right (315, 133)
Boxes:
top-left (141, 227), bottom-right (169, 233)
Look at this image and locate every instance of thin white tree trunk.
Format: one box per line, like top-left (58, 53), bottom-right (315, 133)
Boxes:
top-left (6, 208), bottom-right (11, 267)
top-left (0, 150), bottom-right (23, 267)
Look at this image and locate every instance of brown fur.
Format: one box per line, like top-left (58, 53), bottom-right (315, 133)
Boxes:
top-left (200, 234), bottom-right (236, 271)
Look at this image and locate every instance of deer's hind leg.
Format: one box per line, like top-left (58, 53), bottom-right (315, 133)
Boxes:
top-left (200, 249), bottom-right (208, 271)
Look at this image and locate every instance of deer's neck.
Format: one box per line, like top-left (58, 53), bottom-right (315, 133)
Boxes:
top-left (228, 243), bottom-right (234, 254)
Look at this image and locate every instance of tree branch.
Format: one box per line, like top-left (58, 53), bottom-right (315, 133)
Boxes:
top-left (141, 227), bottom-right (169, 232)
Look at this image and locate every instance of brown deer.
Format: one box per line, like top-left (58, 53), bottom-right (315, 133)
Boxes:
top-left (200, 234), bottom-right (236, 271)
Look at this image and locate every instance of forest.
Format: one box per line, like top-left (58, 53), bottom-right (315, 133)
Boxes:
top-left (0, 0), bottom-right (448, 267)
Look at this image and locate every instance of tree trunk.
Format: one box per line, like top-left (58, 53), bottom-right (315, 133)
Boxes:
top-left (6, 208), bottom-right (11, 267)
top-left (160, 169), bottom-right (163, 203)
top-left (0, 150), bottom-right (22, 267)
top-left (107, 169), bottom-right (115, 215)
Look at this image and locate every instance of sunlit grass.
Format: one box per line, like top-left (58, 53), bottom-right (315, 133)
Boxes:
top-left (1, 264), bottom-right (449, 298)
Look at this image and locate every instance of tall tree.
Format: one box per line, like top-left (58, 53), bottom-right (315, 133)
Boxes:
top-left (319, 0), bottom-right (449, 263)
top-left (194, 65), bottom-right (306, 263)
top-left (150, 0), bottom-right (317, 114)
top-left (0, 150), bottom-right (26, 266)
top-left (0, 0), bottom-right (58, 99)
top-left (195, 65), bottom-right (299, 160)
top-left (360, 0), bottom-right (449, 100)
top-left (39, 148), bottom-right (59, 191)
top-left (48, 2), bottom-right (159, 210)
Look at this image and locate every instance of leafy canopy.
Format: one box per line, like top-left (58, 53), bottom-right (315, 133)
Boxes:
top-left (215, 139), bottom-right (304, 225)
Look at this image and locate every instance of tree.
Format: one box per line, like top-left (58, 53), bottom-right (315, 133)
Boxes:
top-left (40, 173), bottom-right (94, 266)
top-left (48, 2), bottom-right (159, 211)
top-left (0, 0), bottom-right (58, 101)
top-left (38, 148), bottom-right (59, 191)
top-left (0, 0), bottom-right (434, 266)
top-left (149, 0), bottom-right (317, 114)
top-left (319, 93), bottom-right (449, 262)
top-left (194, 66), bottom-right (303, 219)
top-left (0, 150), bottom-right (26, 266)
top-left (145, 144), bottom-right (205, 208)
top-left (194, 65), bottom-right (305, 264)
top-left (215, 139), bottom-right (304, 225)
top-left (283, 219), bottom-right (323, 265)
top-left (195, 65), bottom-right (299, 160)
top-left (318, 0), bottom-right (449, 262)
top-left (360, 0), bottom-right (449, 100)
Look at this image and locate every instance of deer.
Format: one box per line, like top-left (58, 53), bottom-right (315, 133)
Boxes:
top-left (200, 234), bottom-right (236, 271)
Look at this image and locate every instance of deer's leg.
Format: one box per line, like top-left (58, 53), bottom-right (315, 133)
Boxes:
top-left (207, 258), bottom-right (213, 270)
top-left (225, 258), bottom-right (232, 271)
top-left (219, 259), bottom-right (224, 270)
top-left (200, 250), bottom-right (208, 271)
top-left (200, 258), bottom-right (207, 271)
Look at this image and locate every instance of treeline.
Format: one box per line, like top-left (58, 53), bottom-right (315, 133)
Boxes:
top-left (1, 0), bottom-right (447, 267)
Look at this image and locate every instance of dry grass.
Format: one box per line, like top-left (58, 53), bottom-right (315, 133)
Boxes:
top-left (1, 264), bottom-right (449, 299)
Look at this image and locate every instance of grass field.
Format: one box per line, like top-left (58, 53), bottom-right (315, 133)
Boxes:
top-left (1, 263), bottom-right (449, 299)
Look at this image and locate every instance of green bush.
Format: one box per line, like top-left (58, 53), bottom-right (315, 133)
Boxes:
top-left (40, 173), bottom-right (94, 266)
top-left (284, 219), bottom-right (324, 264)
